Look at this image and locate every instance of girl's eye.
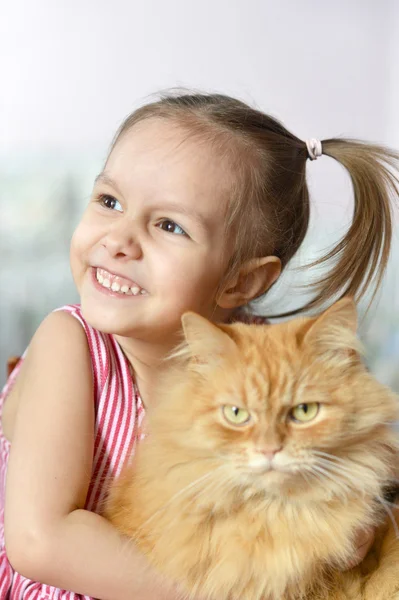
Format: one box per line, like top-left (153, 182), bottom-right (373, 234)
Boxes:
top-left (99, 194), bottom-right (123, 212)
top-left (289, 403), bottom-right (320, 423)
top-left (222, 405), bottom-right (251, 426)
top-left (157, 219), bottom-right (187, 236)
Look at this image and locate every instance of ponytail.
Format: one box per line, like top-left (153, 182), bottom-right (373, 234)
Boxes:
top-left (303, 139), bottom-right (398, 311)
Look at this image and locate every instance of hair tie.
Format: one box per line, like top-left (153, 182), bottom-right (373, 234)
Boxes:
top-left (305, 138), bottom-right (323, 161)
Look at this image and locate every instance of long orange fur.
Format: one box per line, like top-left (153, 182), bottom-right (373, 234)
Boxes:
top-left (106, 299), bottom-right (399, 600)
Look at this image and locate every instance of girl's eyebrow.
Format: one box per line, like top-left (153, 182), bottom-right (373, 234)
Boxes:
top-left (94, 172), bottom-right (122, 194)
top-left (157, 201), bottom-right (210, 232)
top-left (95, 172), bottom-right (210, 231)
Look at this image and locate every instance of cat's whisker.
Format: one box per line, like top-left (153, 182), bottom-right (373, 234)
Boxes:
top-left (315, 458), bottom-right (369, 484)
top-left (308, 464), bottom-right (351, 495)
top-left (317, 460), bottom-right (399, 518)
top-left (302, 466), bottom-right (328, 488)
top-left (322, 459), bottom-right (390, 489)
top-left (313, 454), bottom-right (379, 483)
top-left (308, 466), bottom-right (345, 491)
top-left (376, 494), bottom-right (399, 540)
top-left (313, 450), bottom-right (346, 460)
top-left (312, 453), bottom-right (378, 485)
top-left (299, 469), bottom-right (312, 486)
top-left (304, 467), bottom-right (357, 503)
top-left (303, 468), bottom-right (325, 490)
top-left (314, 457), bottom-right (356, 475)
top-left (314, 459), bottom-right (374, 494)
top-left (313, 449), bottom-right (396, 477)
top-left (312, 450), bottom-right (359, 468)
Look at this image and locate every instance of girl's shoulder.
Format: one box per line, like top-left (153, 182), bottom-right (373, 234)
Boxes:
top-left (53, 302), bottom-right (114, 357)
top-left (53, 303), bottom-right (102, 339)
top-left (0, 306), bottom-right (94, 443)
top-left (2, 305), bottom-right (124, 409)
top-left (51, 304), bottom-right (129, 391)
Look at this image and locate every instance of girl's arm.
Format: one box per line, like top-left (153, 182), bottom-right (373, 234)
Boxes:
top-left (4, 311), bottom-right (181, 600)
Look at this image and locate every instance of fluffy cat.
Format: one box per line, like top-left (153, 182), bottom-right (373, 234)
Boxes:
top-left (106, 299), bottom-right (399, 600)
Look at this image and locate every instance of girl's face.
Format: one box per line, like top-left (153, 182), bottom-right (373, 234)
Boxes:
top-left (70, 118), bottom-right (233, 342)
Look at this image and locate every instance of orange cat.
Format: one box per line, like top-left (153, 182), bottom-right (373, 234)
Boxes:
top-left (106, 299), bottom-right (399, 600)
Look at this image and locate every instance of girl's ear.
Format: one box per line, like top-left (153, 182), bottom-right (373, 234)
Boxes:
top-left (217, 256), bottom-right (281, 309)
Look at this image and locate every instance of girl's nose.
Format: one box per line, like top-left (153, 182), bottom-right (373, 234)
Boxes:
top-left (103, 223), bottom-right (142, 260)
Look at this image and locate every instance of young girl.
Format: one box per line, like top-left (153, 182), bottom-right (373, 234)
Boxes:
top-left (0, 92), bottom-right (397, 600)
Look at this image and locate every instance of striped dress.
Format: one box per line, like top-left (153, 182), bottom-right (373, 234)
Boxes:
top-left (0, 304), bottom-right (266, 599)
top-left (0, 304), bottom-right (144, 600)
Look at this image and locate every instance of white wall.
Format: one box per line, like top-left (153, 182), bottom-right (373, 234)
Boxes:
top-left (387, 0), bottom-right (399, 147)
top-left (1, 0), bottom-right (396, 153)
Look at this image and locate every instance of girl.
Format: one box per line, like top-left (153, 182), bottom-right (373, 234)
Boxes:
top-left (0, 92), bottom-right (397, 600)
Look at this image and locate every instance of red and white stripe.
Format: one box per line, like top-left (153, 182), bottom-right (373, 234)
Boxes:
top-left (0, 305), bottom-right (143, 600)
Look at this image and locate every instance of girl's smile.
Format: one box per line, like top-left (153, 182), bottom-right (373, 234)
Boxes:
top-left (91, 267), bottom-right (148, 298)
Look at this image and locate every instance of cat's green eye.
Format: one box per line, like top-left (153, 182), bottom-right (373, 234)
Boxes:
top-left (222, 405), bottom-right (251, 426)
top-left (290, 402), bottom-right (320, 423)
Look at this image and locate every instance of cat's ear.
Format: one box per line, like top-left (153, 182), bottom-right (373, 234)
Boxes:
top-left (303, 298), bottom-right (362, 363)
top-left (181, 312), bottom-right (237, 366)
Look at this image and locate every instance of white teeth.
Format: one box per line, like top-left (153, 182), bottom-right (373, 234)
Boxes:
top-left (96, 268), bottom-right (145, 296)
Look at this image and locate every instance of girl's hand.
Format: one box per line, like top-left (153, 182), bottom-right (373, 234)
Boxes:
top-left (343, 527), bottom-right (376, 570)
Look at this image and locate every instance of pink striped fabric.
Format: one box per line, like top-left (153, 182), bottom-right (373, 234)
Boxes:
top-left (0, 305), bottom-right (144, 600)
top-left (0, 304), bottom-right (267, 599)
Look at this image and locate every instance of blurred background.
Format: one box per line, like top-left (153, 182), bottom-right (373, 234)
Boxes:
top-left (1, 0), bottom-right (398, 389)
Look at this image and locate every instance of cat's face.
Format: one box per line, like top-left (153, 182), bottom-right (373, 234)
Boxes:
top-left (160, 299), bottom-right (399, 502)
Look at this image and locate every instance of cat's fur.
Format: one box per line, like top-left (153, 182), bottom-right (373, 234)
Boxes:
top-left (106, 299), bottom-right (399, 600)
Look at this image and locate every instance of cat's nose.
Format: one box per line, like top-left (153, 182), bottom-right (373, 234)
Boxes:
top-left (258, 446), bottom-right (283, 460)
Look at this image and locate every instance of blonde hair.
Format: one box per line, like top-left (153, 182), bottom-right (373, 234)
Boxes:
top-left (108, 91), bottom-right (398, 315)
